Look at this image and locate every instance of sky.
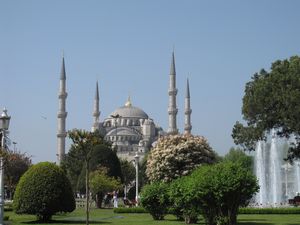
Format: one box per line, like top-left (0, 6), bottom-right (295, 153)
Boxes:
top-left (1, 0), bottom-right (300, 163)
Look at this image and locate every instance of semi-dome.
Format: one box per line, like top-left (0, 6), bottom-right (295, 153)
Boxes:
top-left (110, 97), bottom-right (148, 119)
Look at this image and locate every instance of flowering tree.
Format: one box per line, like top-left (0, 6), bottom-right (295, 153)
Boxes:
top-left (146, 135), bottom-right (217, 182)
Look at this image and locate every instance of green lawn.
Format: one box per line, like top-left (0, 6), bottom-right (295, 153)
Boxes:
top-left (4, 208), bottom-right (300, 225)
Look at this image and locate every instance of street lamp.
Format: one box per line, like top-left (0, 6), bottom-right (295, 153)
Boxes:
top-left (0, 108), bottom-right (11, 224)
top-left (134, 152), bottom-right (140, 206)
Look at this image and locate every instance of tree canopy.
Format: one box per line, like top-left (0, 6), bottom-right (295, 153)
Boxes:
top-left (13, 162), bottom-right (75, 222)
top-left (66, 129), bottom-right (109, 225)
top-left (168, 162), bottom-right (258, 225)
top-left (232, 56), bottom-right (300, 160)
top-left (146, 134), bottom-right (217, 182)
top-left (62, 130), bottom-right (119, 193)
top-left (1, 149), bottom-right (31, 199)
top-left (223, 147), bottom-right (253, 173)
top-left (89, 168), bottom-right (121, 208)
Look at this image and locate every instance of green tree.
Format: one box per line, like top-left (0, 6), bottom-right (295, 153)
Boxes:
top-left (67, 129), bottom-right (106, 225)
top-left (146, 134), bottom-right (217, 182)
top-left (232, 56), bottom-right (300, 161)
top-left (2, 149), bottom-right (31, 199)
top-left (223, 147), bottom-right (253, 173)
top-left (89, 168), bottom-right (122, 208)
top-left (62, 135), bottom-right (121, 194)
top-left (13, 162), bottom-right (75, 222)
top-left (169, 176), bottom-right (199, 223)
top-left (140, 182), bottom-right (170, 220)
top-left (120, 159), bottom-right (135, 198)
top-left (190, 162), bottom-right (258, 225)
top-left (75, 144), bottom-right (123, 193)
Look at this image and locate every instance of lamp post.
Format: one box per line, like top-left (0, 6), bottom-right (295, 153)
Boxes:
top-left (134, 152), bottom-right (140, 206)
top-left (0, 108), bottom-right (11, 224)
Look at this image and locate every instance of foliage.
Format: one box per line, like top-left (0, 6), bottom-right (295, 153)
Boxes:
top-left (168, 176), bottom-right (199, 223)
top-left (232, 56), bottom-right (300, 161)
top-left (120, 159), bottom-right (135, 186)
top-left (90, 144), bottom-right (122, 179)
top-left (139, 153), bottom-right (149, 186)
top-left (62, 131), bottom-right (120, 193)
top-left (2, 149), bottom-right (32, 199)
top-left (223, 147), bottom-right (253, 173)
top-left (238, 207), bottom-right (300, 214)
top-left (113, 207), bottom-right (147, 213)
top-left (146, 134), bottom-right (217, 182)
top-left (76, 144), bottom-right (122, 193)
top-left (13, 162), bottom-right (75, 221)
top-left (61, 145), bottom-right (84, 192)
top-left (140, 182), bottom-right (170, 220)
top-left (4, 201), bottom-right (13, 212)
top-left (89, 168), bottom-right (122, 208)
top-left (67, 129), bottom-right (107, 225)
top-left (190, 162), bottom-right (259, 225)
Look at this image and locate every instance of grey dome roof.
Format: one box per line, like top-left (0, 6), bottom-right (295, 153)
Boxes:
top-left (110, 105), bottom-right (148, 119)
top-left (110, 97), bottom-right (148, 119)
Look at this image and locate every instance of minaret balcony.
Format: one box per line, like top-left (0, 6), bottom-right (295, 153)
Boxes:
top-left (184, 125), bottom-right (192, 130)
top-left (168, 108), bottom-right (178, 114)
top-left (57, 112), bottom-right (68, 118)
top-left (185, 109), bottom-right (192, 114)
top-left (93, 112), bottom-right (100, 117)
top-left (168, 89), bottom-right (178, 95)
top-left (57, 132), bottom-right (67, 138)
top-left (58, 92), bottom-right (68, 98)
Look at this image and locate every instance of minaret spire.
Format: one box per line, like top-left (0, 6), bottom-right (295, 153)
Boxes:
top-left (168, 51), bottom-right (178, 134)
top-left (184, 78), bottom-right (192, 135)
top-left (57, 56), bottom-right (68, 165)
top-left (92, 81), bottom-right (100, 132)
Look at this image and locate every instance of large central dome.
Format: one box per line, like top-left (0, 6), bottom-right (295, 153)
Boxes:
top-left (110, 97), bottom-right (149, 119)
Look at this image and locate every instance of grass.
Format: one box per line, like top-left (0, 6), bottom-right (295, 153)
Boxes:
top-left (4, 208), bottom-right (300, 225)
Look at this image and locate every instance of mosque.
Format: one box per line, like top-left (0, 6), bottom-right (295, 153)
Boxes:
top-left (56, 52), bottom-right (192, 164)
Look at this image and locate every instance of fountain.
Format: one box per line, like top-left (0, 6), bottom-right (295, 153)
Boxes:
top-left (254, 130), bottom-right (300, 207)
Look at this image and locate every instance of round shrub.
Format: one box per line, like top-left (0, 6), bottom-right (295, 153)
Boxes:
top-left (146, 134), bottom-right (217, 182)
top-left (140, 182), bottom-right (169, 220)
top-left (13, 162), bottom-right (75, 221)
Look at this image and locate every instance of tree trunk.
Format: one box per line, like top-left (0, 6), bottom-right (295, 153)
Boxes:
top-left (95, 193), bottom-right (104, 208)
top-left (86, 160), bottom-right (89, 225)
top-left (229, 207), bottom-right (238, 225)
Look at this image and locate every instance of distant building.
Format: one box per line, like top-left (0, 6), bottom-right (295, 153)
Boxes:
top-left (57, 52), bottom-right (192, 163)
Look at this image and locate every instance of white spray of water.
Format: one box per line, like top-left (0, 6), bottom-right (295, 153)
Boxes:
top-left (255, 141), bottom-right (267, 204)
top-left (269, 130), bottom-right (282, 205)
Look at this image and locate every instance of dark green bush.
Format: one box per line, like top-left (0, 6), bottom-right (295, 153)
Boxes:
top-left (4, 215), bottom-right (9, 221)
top-left (113, 207), bottom-right (147, 213)
top-left (13, 162), bottom-right (76, 221)
top-left (239, 207), bottom-right (300, 214)
top-left (168, 176), bottom-right (199, 223)
top-left (4, 202), bottom-right (13, 212)
top-left (140, 182), bottom-right (169, 220)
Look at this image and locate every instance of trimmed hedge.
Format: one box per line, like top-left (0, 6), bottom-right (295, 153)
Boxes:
top-left (113, 206), bottom-right (300, 215)
top-left (113, 207), bottom-right (147, 213)
top-left (4, 202), bottom-right (13, 212)
top-left (13, 162), bottom-right (75, 221)
top-left (239, 207), bottom-right (300, 214)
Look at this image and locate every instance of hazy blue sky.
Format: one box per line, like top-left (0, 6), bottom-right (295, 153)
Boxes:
top-left (1, 1), bottom-right (300, 163)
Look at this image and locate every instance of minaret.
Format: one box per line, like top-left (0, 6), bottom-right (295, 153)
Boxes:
top-left (184, 78), bottom-right (192, 135)
top-left (57, 56), bottom-right (68, 165)
top-left (167, 51), bottom-right (178, 134)
top-left (91, 81), bottom-right (100, 132)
